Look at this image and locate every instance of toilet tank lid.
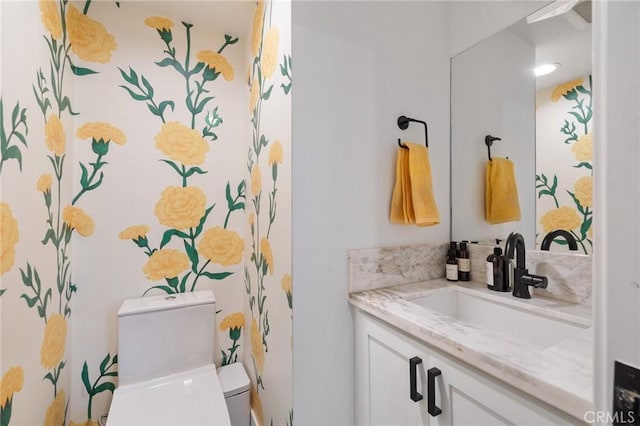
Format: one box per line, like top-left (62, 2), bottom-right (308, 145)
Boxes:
top-left (118, 290), bottom-right (215, 317)
top-left (217, 363), bottom-right (250, 397)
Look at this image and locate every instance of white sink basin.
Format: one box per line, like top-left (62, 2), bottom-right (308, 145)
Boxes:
top-left (408, 287), bottom-right (589, 349)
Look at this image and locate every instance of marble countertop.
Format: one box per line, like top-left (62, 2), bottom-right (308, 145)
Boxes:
top-left (349, 279), bottom-right (593, 420)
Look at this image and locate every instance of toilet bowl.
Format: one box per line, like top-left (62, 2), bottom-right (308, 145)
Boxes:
top-left (106, 291), bottom-right (247, 426)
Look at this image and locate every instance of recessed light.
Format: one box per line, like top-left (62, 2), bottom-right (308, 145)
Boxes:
top-left (534, 63), bottom-right (561, 77)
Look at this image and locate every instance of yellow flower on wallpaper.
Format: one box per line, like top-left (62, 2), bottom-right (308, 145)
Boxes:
top-left (540, 206), bottom-right (582, 234)
top-left (0, 202), bottom-right (19, 275)
top-left (66, 4), bottom-right (117, 63)
top-left (154, 186), bottom-right (206, 230)
top-left (144, 16), bottom-right (174, 31)
top-left (118, 225), bottom-right (150, 240)
top-left (77, 122), bottom-right (127, 145)
top-left (281, 274), bottom-right (292, 294)
top-left (219, 312), bottom-right (245, 331)
top-left (574, 176), bottom-right (593, 208)
top-left (260, 237), bottom-right (274, 275)
top-left (0, 366), bottom-right (24, 407)
top-left (154, 122), bottom-right (209, 165)
top-left (39, 0), bottom-right (62, 40)
top-left (63, 205), bottom-right (95, 237)
top-left (41, 314), bottom-right (67, 369)
top-left (268, 141), bottom-right (284, 165)
top-left (196, 50), bottom-right (234, 81)
top-left (572, 133), bottom-right (592, 161)
top-left (37, 174), bottom-right (53, 193)
top-left (251, 1), bottom-right (265, 57)
top-left (261, 28), bottom-right (280, 79)
top-left (44, 389), bottom-right (66, 426)
top-left (551, 78), bottom-right (584, 102)
top-left (197, 227), bottom-right (243, 266)
top-left (143, 249), bottom-right (189, 280)
top-left (269, 141), bottom-right (284, 166)
top-left (249, 79), bottom-right (259, 113)
top-left (250, 386), bottom-right (264, 426)
top-left (250, 318), bottom-right (264, 374)
top-left (251, 164), bottom-right (262, 196)
top-left (45, 114), bottom-right (66, 156)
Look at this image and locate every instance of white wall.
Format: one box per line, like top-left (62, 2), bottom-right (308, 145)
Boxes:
top-left (292, 2), bottom-right (451, 423)
top-left (451, 29), bottom-right (536, 244)
top-left (449, 0), bottom-right (549, 56)
top-left (593, 0), bottom-right (640, 416)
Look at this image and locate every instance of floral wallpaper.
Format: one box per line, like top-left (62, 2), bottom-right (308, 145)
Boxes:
top-left (1, 1), bottom-right (291, 425)
top-left (244, 1), bottom-right (292, 424)
top-left (536, 75), bottom-right (593, 254)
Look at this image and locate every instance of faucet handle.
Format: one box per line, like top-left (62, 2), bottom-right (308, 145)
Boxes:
top-left (521, 274), bottom-right (548, 289)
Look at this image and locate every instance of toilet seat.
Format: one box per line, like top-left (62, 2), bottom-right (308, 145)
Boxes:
top-left (107, 364), bottom-right (231, 426)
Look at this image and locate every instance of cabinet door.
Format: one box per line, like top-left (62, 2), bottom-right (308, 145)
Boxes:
top-left (355, 311), bottom-right (436, 426)
top-left (428, 352), bottom-right (583, 426)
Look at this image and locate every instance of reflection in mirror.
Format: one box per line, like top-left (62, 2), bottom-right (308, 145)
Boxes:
top-left (450, 1), bottom-right (592, 254)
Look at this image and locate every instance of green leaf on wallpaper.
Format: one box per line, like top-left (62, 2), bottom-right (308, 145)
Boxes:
top-left (157, 100), bottom-right (175, 116)
top-left (79, 163), bottom-right (89, 187)
top-left (0, 289), bottom-right (5, 297)
top-left (184, 240), bottom-right (199, 272)
top-left (200, 271), bottom-right (233, 280)
top-left (574, 162), bottom-right (593, 170)
top-left (224, 34), bottom-right (239, 45)
top-left (143, 285), bottom-right (176, 296)
top-left (60, 95), bottom-right (79, 116)
top-left (194, 205), bottom-right (215, 237)
top-left (205, 108), bottom-right (222, 128)
top-left (141, 75), bottom-right (155, 98)
top-left (120, 86), bottom-right (148, 102)
top-left (567, 190), bottom-right (586, 214)
top-left (94, 382), bottom-right (116, 394)
top-left (1, 394), bottom-right (13, 426)
top-left (159, 229), bottom-right (190, 248)
top-left (568, 111), bottom-right (587, 124)
top-left (581, 217), bottom-right (593, 239)
top-left (81, 362), bottom-right (92, 393)
top-left (194, 97), bottom-right (214, 114)
top-left (159, 159), bottom-right (183, 175)
top-left (179, 273), bottom-right (191, 293)
top-left (184, 166), bottom-right (207, 177)
top-left (551, 175), bottom-right (558, 193)
top-left (576, 85), bottom-right (591, 95)
top-left (167, 277), bottom-right (179, 289)
top-left (99, 354), bottom-right (111, 374)
top-left (225, 183), bottom-right (234, 207)
top-left (119, 67), bottom-right (139, 85)
top-left (262, 85), bottom-right (274, 100)
top-left (3, 146), bottom-right (23, 170)
top-left (41, 229), bottom-right (55, 246)
top-left (20, 294), bottom-right (38, 308)
top-left (71, 63), bottom-right (98, 76)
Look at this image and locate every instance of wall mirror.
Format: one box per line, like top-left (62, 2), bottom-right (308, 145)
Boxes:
top-left (450, 1), bottom-right (593, 254)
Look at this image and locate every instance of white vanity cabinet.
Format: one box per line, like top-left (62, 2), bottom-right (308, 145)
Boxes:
top-left (354, 310), bottom-right (583, 426)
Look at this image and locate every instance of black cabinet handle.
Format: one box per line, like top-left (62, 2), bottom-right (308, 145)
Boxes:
top-left (409, 357), bottom-right (423, 402)
top-left (428, 367), bottom-right (442, 417)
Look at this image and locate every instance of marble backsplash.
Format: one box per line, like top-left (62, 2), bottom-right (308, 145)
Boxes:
top-left (349, 242), bottom-right (592, 306)
top-left (467, 244), bottom-right (592, 305)
top-left (348, 242), bottom-right (448, 293)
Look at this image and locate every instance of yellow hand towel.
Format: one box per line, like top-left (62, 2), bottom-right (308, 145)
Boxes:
top-left (390, 143), bottom-right (440, 226)
top-left (485, 157), bottom-right (521, 224)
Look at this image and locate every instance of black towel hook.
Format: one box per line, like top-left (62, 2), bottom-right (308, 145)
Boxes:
top-left (485, 135), bottom-right (502, 161)
top-left (397, 116), bottom-right (429, 149)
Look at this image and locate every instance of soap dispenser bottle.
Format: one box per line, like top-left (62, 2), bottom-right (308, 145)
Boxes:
top-left (457, 241), bottom-right (471, 281)
top-left (487, 244), bottom-right (508, 292)
top-left (446, 248), bottom-right (459, 282)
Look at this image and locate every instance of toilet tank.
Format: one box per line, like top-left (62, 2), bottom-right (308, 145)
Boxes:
top-left (117, 291), bottom-right (216, 386)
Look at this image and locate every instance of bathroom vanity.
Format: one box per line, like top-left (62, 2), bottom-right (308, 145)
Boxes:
top-left (350, 279), bottom-right (592, 425)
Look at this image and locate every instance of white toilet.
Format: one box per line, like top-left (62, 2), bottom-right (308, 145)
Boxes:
top-left (107, 290), bottom-right (250, 426)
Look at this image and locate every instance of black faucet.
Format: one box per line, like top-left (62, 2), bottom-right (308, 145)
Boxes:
top-left (504, 232), bottom-right (548, 299)
top-left (540, 229), bottom-right (578, 251)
